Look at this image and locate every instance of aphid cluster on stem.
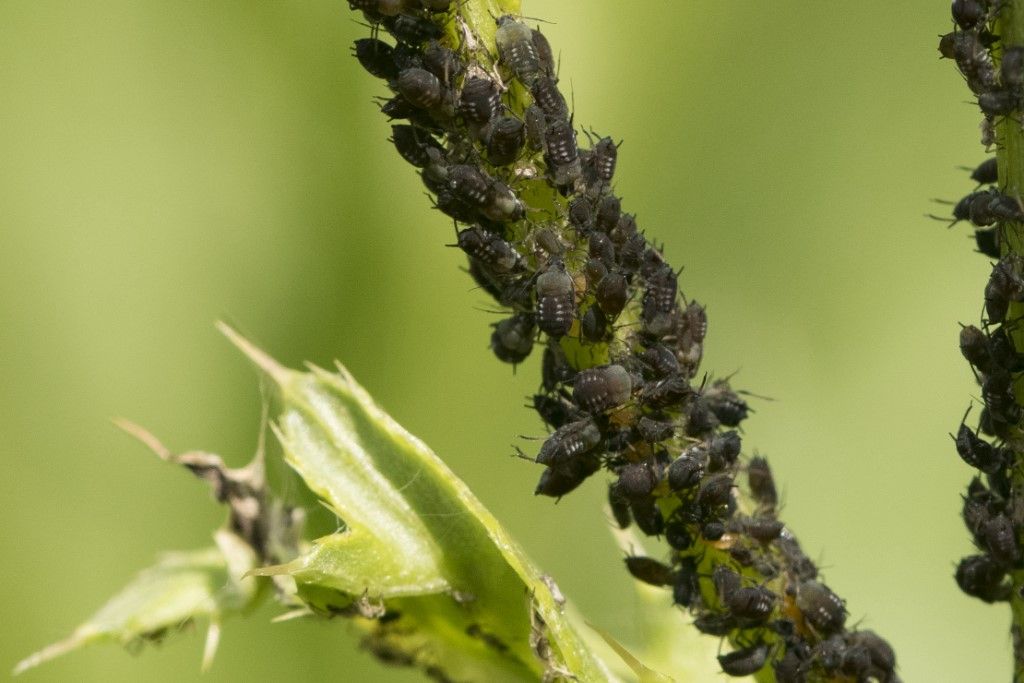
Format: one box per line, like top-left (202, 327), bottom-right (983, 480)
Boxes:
top-left (940, 0), bottom-right (1023, 138)
top-left (953, 313), bottom-right (1024, 604)
top-left (934, 2), bottom-right (1024, 255)
top-left (941, 2), bottom-right (1024, 674)
top-left (347, 3), bottom-right (898, 679)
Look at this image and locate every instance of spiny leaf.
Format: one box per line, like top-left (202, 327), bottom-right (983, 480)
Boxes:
top-left (221, 322), bottom-right (615, 682)
top-left (14, 530), bottom-right (260, 675)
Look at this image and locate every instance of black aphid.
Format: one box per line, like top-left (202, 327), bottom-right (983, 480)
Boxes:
top-left (712, 564), bottom-right (742, 599)
top-left (725, 585), bottom-right (775, 623)
top-left (718, 643), bottom-right (769, 677)
top-left (665, 519), bottom-right (693, 551)
top-left (485, 115), bottom-right (526, 166)
top-left (953, 421), bottom-right (1006, 474)
top-left (960, 324), bottom-right (992, 373)
top-left (702, 520), bottom-right (726, 540)
top-left (975, 227), bottom-right (1001, 257)
top-left (588, 136), bottom-right (618, 185)
top-left (490, 314), bottom-right (535, 365)
top-left (531, 28), bottom-right (555, 78)
top-left (969, 157), bottom-right (998, 185)
top-left (568, 196), bottom-right (592, 231)
top-left (672, 557), bottom-right (701, 607)
top-left (693, 612), bottom-right (738, 636)
top-left (641, 344), bottom-right (679, 378)
top-left (952, 29), bottom-right (997, 95)
top-left (795, 580), bottom-right (847, 635)
top-left (641, 373), bottom-right (693, 409)
top-left (952, 0), bottom-right (987, 30)
top-left (385, 14), bottom-right (444, 45)
top-left (987, 325), bottom-right (1024, 372)
top-left (630, 497), bottom-right (664, 536)
top-left (1003, 46), bottom-right (1024, 88)
top-left (698, 473), bottom-right (734, 508)
top-left (353, 38), bottom-right (399, 80)
top-left (985, 255), bottom-right (1024, 323)
top-left (815, 636), bottom-right (846, 674)
top-left (536, 261), bottom-right (576, 337)
top-left (956, 554), bottom-right (1011, 602)
top-left (573, 364), bottom-right (632, 413)
top-left (580, 306), bottom-right (608, 342)
top-left (596, 195), bottom-right (621, 233)
top-left (612, 212), bottom-right (638, 243)
top-left (584, 259), bottom-right (608, 289)
top-left (391, 125), bottom-right (445, 168)
top-left (457, 226), bottom-right (522, 274)
top-left (397, 67), bottom-right (443, 109)
top-left (981, 372), bottom-right (1022, 425)
top-left (848, 630), bottom-right (898, 681)
top-left (668, 453), bottom-right (704, 491)
top-left (421, 41), bottom-right (462, 86)
top-left (982, 514), bottom-right (1020, 566)
top-left (348, 0), bottom-right (398, 20)
top-left (608, 484), bottom-right (632, 529)
top-left (535, 418), bottom-right (602, 467)
top-left (459, 76), bottom-right (501, 125)
top-left (544, 119), bottom-right (582, 188)
top-left (535, 227), bottom-right (565, 257)
top-left (595, 272), bottom-right (628, 318)
top-left (524, 104), bottom-right (546, 151)
top-left (530, 75), bottom-right (569, 121)
top-left (496, 16), bottom-right (544, 86)
top-left (624, 555), bottom-right (675, 587)
top-left (618, 233), bottom-right (647, 275)
top-left (642, 264), bottom-right (678, 322)
top-left (704, 380), bottom-right (750, 427)
top-left (614, 460), bottom-right (660, 500)
top-left (707, 430), bottom-right (742, 471)
top-left (747, 456), bottom-right (778, 510)
top-left (534, 456), bottom-right (599, 498)
top-left (541, 343), bottom-right (577, 392)
top-left (637, 415), bottom-right (675, 443)
top-left (744, 516), bottom-right (784, 543)
top-left (978, 89), bottom-right (1019, 117)
top-left (533, 393), bottom-right (578, 429)
top-left (966, 156), bottom-right (999, 185)
top-left (589, 231), bottom-right (616, 266)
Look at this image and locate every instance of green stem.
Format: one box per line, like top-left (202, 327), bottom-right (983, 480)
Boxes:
top-left (1000, 1), bottom-right (1024, 253)
top-left (998, 3), bottom-right (1024, 679)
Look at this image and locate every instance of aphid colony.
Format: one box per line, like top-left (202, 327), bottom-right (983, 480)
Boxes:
top-left (937, 0), bottom-right (1024, 255)
top-left (940, 0), bottom-right (1024, 616)
top-left (348, 1), bottom-right (897, 679)
top-left (952, 263), bottom-right (1024, 604)
top-left (940, 0), bottom-right (1024, 142)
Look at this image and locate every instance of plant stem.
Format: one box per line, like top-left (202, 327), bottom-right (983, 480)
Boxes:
top-left (998, 3), bottom-right (1024, 678)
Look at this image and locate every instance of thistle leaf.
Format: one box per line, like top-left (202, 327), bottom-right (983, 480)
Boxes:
top-left (14, 529), bottom-right (260, 675)
top-left (221, 323), bottom-right (615, 682)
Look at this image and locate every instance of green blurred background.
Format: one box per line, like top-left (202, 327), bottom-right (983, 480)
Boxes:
top-left (0, 1), bottom-right (1002, 680)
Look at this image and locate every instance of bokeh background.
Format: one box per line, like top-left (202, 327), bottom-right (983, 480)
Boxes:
top-left (0, 1), bottom-right (1002, 680)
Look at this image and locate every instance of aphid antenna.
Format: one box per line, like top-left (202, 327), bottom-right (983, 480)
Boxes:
top-left (515, 432), bottom-right (548, 443)
top-left (474, 304), bottom-right (514, 316)
top-left (351, 16), bottom-right (378, 33)
top-left (696, 372), bottom-right (711, 393)
top-left (924, 212), bottom-right (959, 228)
top-left (737, 389), bottom-right (776, 402)
top-left (510, 445), bottom-right (536, 462)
